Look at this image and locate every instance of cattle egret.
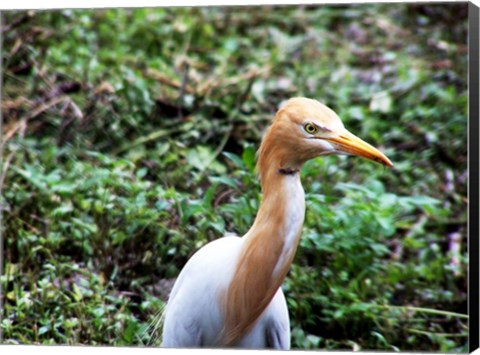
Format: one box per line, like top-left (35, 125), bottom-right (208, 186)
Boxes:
top-left (161, 97), bottom-right (393, 349)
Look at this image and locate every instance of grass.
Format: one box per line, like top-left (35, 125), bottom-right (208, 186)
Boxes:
top-left (1, 3), bottom-right (469, 351)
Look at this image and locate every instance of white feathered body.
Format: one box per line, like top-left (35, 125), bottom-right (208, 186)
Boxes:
top-left (162, 236), bottom-right (290, 348)
top-left (162, 175), bottom-right (305, 349)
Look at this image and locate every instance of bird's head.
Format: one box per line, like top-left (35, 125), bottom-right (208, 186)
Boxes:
top-left (257, 97), bottom-right (393, 177)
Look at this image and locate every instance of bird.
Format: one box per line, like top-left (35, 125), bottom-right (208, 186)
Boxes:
top-left (161, 97), bottom-right (393, 349)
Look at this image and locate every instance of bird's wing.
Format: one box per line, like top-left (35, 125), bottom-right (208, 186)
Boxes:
top-left (264, 289), bottom-right (291, 349)
top-left (265, 315), bottom-right (290, 349)
top-left (162, 235), bottom-right (243, 347)
top-left (162, 310), bottom-right (202, 348)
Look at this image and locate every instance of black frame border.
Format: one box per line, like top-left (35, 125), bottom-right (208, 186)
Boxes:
top-left (469, 1), bottom-right (479, 353)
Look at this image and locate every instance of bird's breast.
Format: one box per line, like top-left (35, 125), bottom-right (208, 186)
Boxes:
top-left (272, 177), bottom-right (305, 278)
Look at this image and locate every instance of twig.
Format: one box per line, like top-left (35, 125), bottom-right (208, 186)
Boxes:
top-left (406, 328), bottom-right (468, 338)
top-left (194, 124), bottom-right (233, 184)
top-left (197, 65), bottom-right (271, 97)
top-left (144, 68), bottom-right (194, 94)
top-left (1, 96), bottom-right (69, 148)
top-left (405, 214), bottom-right (428, 238)
top-left (112, 127), bottom-right (180, 155)
top-left (192, 66), bottom-right (263, 183)
top-left (213, 188), bottom-right (236, 208)
top-left (1, 96), bottom-right (33, 111)
top-left (373, 304), bottom-right (469, 319)
top-left (0, 152), bottom-right (15, 197)
top-left (178, 61), bottom-right (190, 119)
top-left (25, 96), bottom-right (69, 121)
top-left (57, 99), bottom-right (85, 146)
top-left (177, 26), bottom-right (192, 116)
top-left (448, 231), bottom-right (462, 276)
top-left (8, 38), bottom-right (23, 58)
top-left (235, 70), bottom-right (257, 112)
top-left (2, 10), bottom-right (35, 33)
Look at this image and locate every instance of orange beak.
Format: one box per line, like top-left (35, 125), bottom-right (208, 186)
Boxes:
top-left (325, 130), bottom-right (393, 167)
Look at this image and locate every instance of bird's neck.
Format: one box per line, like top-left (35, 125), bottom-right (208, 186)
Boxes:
top-left (220, 167), bottom-right (305, 345)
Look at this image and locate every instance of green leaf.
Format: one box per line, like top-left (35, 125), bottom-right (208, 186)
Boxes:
top-left (242, 145), bottom-right (256, 172)
top-left (209, 176), bottom-right (238, 189)
top-left (223, 152), bottom-right (245, 168)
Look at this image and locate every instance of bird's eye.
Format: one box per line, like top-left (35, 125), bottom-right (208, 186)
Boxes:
top-left (304, 123), bottom-right (318, 134)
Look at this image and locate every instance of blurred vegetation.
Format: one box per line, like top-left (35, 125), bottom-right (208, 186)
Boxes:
top-left (1, 3), bottom-right (469, 351)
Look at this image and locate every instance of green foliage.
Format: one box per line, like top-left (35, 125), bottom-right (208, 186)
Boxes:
top-left (1, 3), bottom-right (468, 351)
